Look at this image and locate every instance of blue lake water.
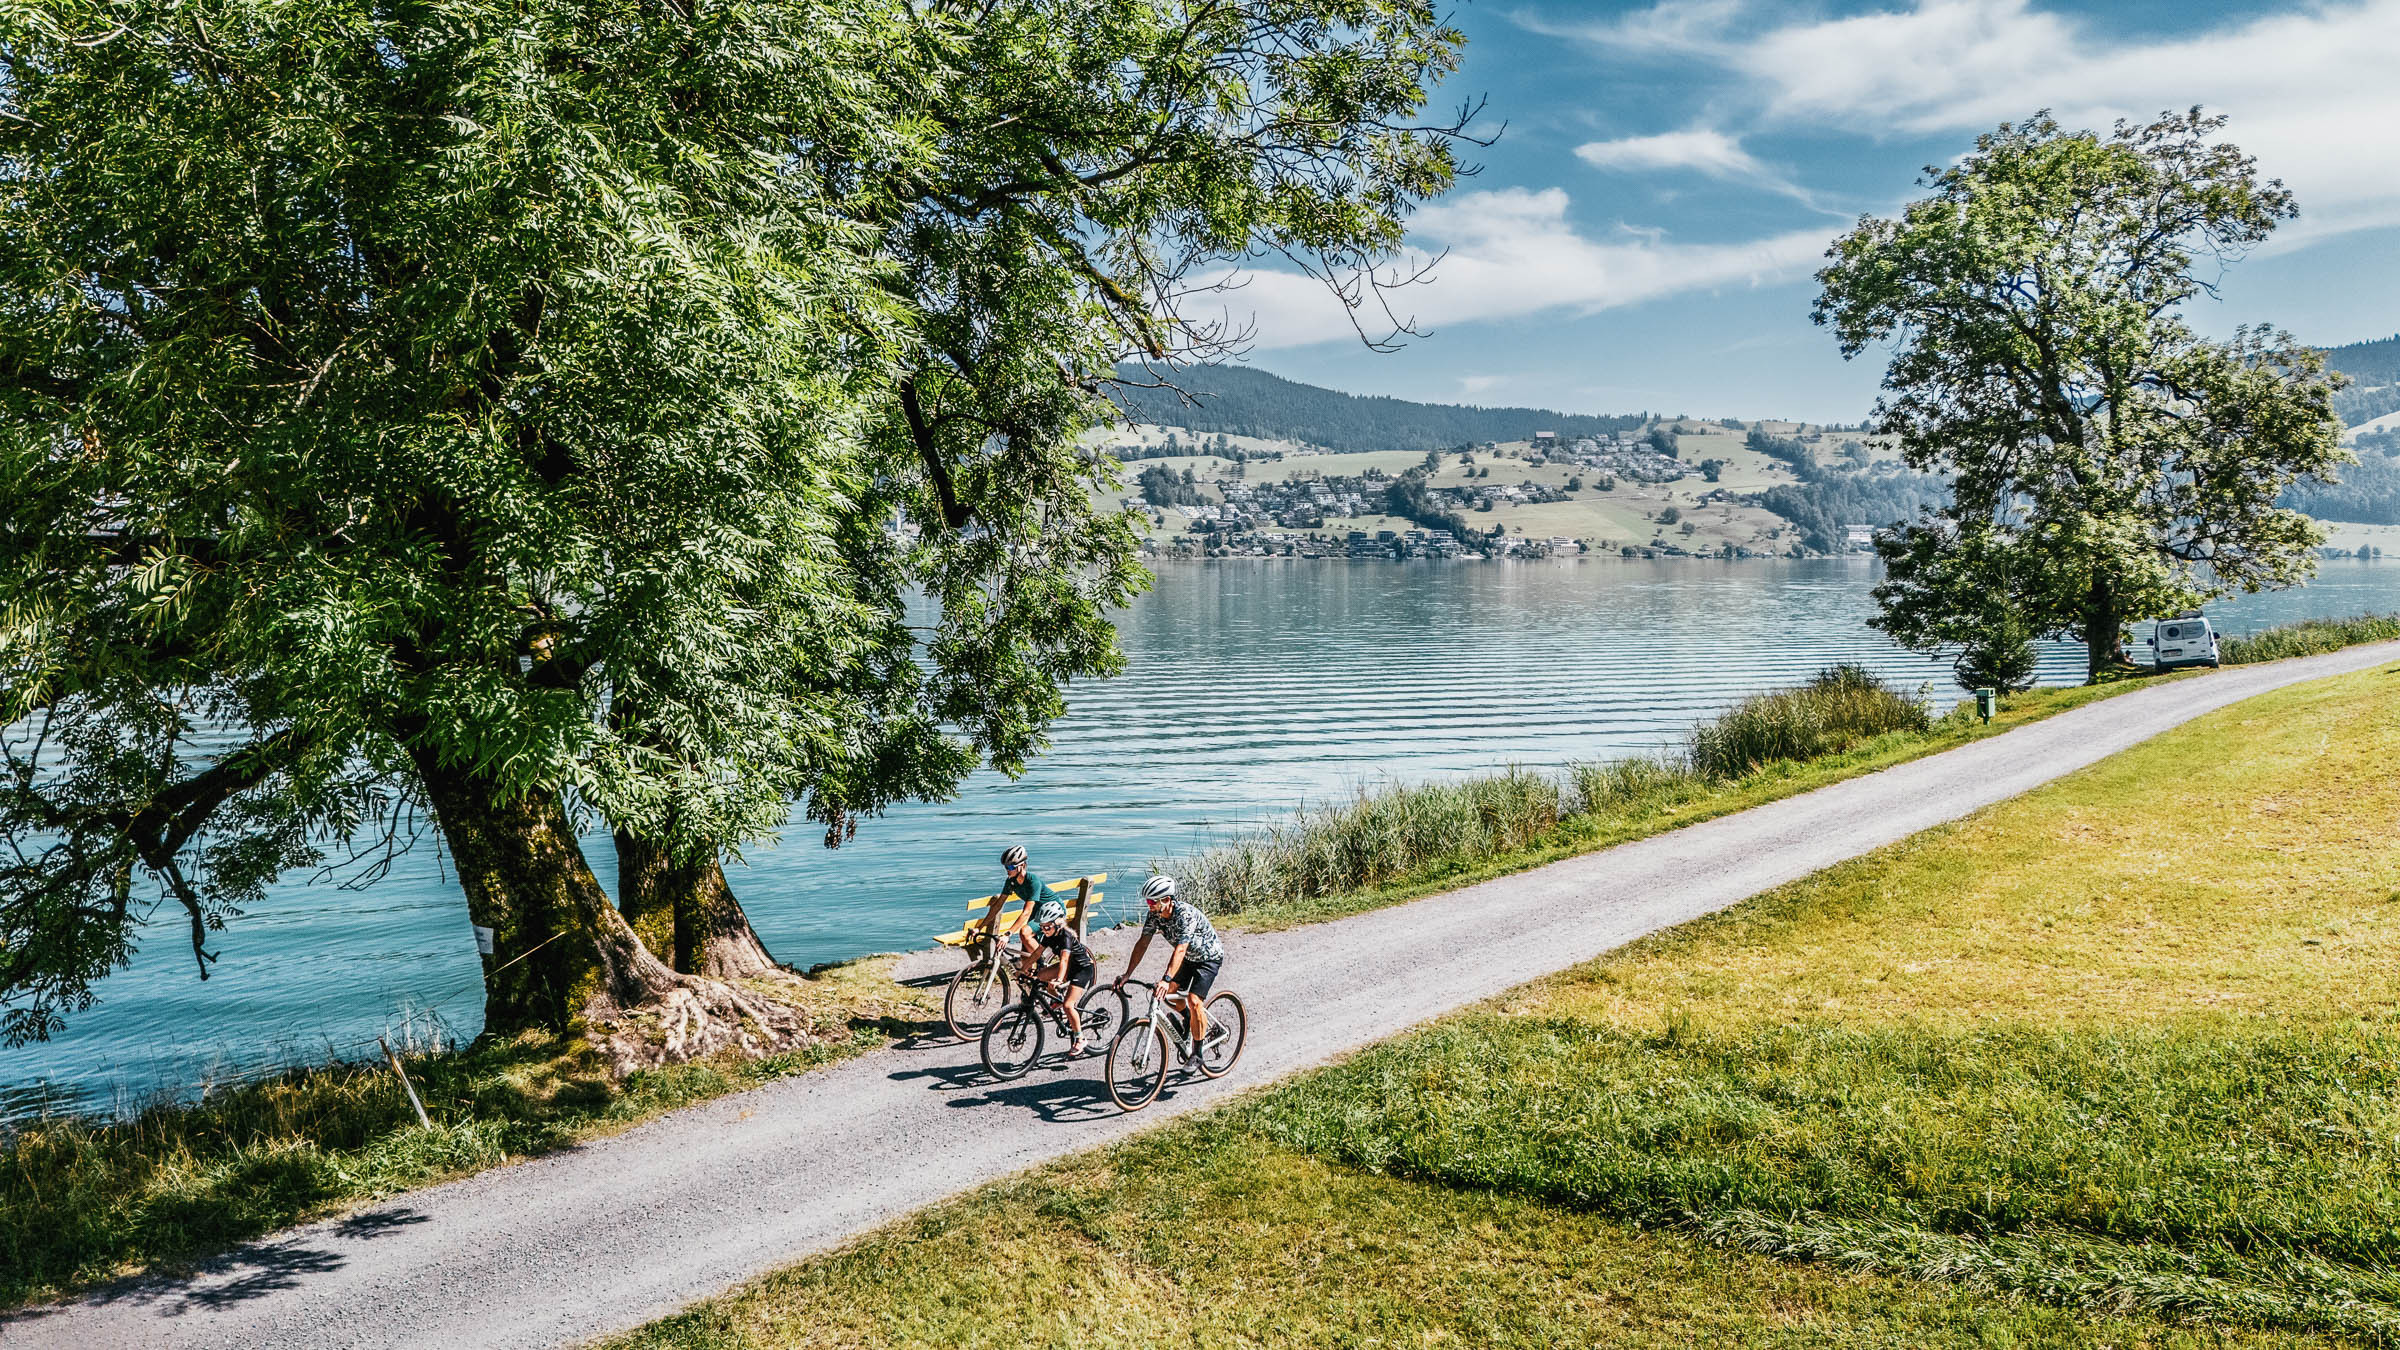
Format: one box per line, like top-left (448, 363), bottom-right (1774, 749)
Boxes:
top-left (9, 556), bottom-right (2399, 1118)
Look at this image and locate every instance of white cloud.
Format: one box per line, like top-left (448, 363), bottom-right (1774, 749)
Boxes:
top-left (1201, 188), bottom-right (1830, 350)
top-left (1574, 127), bottom-right (1825, 206)
top-left (1218, 1), bottom-right (2400, 351)
top-left (1575, 128), bottom-right (1762, 178)
top-left (1519, 0), bottom-right (1743, 54)
top-left (1709, 0), bottom-right (2400, 241)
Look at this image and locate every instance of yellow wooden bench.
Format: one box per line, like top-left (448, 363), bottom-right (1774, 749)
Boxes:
top-left (931, 873), bottom-right (1106, 948)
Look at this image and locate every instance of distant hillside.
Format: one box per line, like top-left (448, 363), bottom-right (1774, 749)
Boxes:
top-left (1106, 365), bottom-right (1646, 453)
top-left (2326, 334), bottom-right (2400, 427)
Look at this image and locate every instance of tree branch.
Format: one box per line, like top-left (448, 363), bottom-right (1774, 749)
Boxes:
top-left (901, 376), bottom-right (972, 529)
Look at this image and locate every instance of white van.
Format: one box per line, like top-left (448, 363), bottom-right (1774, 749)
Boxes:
top-left (2149, 616), bottom-right (2220, 670)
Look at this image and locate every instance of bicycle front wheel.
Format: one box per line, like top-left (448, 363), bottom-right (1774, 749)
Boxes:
top-left (980, 1006), bottom-right (1046, 1080)
top-left (1106, 1018), bottom-right (1170, 1111)
top-left (945, 959), bottom-right (1015, 1040)
top-left (1197, 992), bottom-right (1247, 1078)
top-left (1076, 985), bottom-right (1128, 1046)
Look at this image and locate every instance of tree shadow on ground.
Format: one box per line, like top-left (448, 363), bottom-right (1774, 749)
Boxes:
top-left (8, 1207), bottom-right (431, 1322)
top-left (1, 1003), bottom-right (909, 1312)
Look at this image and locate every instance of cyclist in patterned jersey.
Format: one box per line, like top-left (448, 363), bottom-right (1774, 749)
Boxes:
top-left (1025, 899), bottom-right (1102, 1055)
top-left (1115, 875), bottom-right (1225, 1055)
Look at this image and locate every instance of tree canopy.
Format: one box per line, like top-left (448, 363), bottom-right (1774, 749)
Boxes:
top-left (0, 0), bottom-right (1473, 1052)
top-left (1816, 110), bottom-right (2346, 679)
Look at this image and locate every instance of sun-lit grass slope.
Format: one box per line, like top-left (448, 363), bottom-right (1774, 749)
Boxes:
top-left (607, 665), bottom-right (2400, 1349)
top-left (609, 1121), bottom-right (2318, 1350)
top-left (0, 960), bottom-right (930, 1309)
top-left (1244, 665), bottom-right (2400, 1339)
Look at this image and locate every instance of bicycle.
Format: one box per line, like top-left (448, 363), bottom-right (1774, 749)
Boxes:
top-left (1105, 977), bottom-right (1248, 1112)
top-left (979, 971), bottom-right (1128, 1081)
top-left (944, 931), bottom-right (1019, 1040)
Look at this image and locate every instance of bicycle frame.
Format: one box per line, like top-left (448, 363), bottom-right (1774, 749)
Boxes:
top-left (1120, 979), bottom-right (1195, 1055)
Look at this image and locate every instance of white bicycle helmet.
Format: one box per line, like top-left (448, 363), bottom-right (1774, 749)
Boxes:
top-left (1032, 899), bottom-right (1066, 930)
top-left (1001, 844), bottom-right (1028, 868)
top-left (1141, 875), bottom-right (1176, 903)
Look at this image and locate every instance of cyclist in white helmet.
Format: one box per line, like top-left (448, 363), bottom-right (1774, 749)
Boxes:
top-left (1025, 898), bottom-right (1102, 1055)
top-left (1116, 875), bottom-right (1225, 1056)
top-left (980, 844), bottom-right (1046, 974)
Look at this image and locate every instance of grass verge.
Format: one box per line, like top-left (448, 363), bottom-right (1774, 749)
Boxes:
top-left (0, 960), bottom-right (932, 1309)
top-left (607, 662), bottom-right (2400, 1348)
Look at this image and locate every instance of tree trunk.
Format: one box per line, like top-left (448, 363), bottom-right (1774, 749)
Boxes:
top-left (411, 749), bottom-right (815, 1072)
top-left (613, 826), bottom-right (680, 970)
top-left (613, 831), bottom-right (789, 981)
top-left (2083, 570), bottom-right (2123, 681)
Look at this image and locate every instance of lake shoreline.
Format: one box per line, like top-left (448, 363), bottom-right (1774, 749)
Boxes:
top-left (13, 563), bottom-right (2400, 1120)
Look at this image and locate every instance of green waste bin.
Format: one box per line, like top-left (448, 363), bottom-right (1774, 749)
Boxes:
top-left (1975, 687), bottom-right (1997, 724)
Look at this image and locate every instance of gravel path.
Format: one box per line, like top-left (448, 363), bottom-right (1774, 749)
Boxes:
top-left (17, 644), bottom-right (2396, 1350)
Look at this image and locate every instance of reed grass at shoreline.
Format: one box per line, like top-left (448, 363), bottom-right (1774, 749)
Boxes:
top-left (1179, 667), bottom-right (2025, 927)
top-left (2222, 612), bottom-right (2400, 664)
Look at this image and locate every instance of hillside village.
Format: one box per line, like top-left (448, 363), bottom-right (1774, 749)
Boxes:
top-left (1090, 418), bottom-right (1906, 561)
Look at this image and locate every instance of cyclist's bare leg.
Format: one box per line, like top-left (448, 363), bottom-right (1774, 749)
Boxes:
top-left (1062, 983), bottom-right (1087, 1045)
top-left (1185, 989), bottom-right (1210, 1043)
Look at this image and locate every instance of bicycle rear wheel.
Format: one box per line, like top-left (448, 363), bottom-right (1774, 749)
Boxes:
top-left (1190, 989), bottom-right (1248, 1071)
top-left (1106, 1018), bottom-right (1170, 1111)
top-left (980, 1006), bottom-right (1046, 1080)
top-left (1197, 992), bottom-right (1247, 1078)
top-left (945, 958), bottom-right (1015, 1040)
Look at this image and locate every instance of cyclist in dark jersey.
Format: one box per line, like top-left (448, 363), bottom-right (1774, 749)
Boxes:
top-left (1025, 899), bottom-right (1101, 1055)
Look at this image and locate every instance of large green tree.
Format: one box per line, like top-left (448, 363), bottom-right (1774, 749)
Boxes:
top-left (0, 0), bottom-right (1470, 1058)
top-left (1815, 110), bottom-right (2346, 680)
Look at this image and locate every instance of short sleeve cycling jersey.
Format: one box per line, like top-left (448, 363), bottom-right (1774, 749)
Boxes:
top-left (1035, 924), bottom-right (1091, 969)
top-left (1000, 872), bottom-right (1044, 934)
top-left (1140, 899), bottom-right (1224, 965)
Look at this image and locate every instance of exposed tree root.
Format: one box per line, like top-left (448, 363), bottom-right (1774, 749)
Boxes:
top-left (583, 969), bottom-right (824, 1076)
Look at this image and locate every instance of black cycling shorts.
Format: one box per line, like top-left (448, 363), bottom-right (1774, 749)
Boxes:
top-left (1063, 956), bottom-right (1097, 989)
top-left (1166, 958), bottom-right (1220, 999)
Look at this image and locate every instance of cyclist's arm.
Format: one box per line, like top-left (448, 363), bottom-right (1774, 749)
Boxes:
top-left (1162, 941), bottom-right (1188, 987)
top-left (1118, 932), bottom-right (1151, 984)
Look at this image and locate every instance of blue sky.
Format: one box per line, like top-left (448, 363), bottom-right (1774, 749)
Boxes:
top-left (1214, 0), bottom-right (2400, 423)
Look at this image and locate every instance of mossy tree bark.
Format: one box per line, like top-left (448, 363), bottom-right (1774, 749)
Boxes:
top-left (413, 751), bottom-right (813, 1070)
top-left (613, 831), bottom-right (787, 981)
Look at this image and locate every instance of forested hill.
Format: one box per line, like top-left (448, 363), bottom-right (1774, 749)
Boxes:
top-left (1107, 365), bottom-right (1646, 452)
top-left (2325, 334), bottom-right (2400, 427)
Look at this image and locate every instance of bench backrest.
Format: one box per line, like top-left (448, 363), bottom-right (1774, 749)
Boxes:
top-left (955, 873), bottom-right (1107, 941)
